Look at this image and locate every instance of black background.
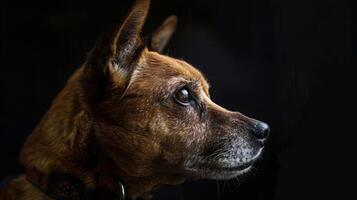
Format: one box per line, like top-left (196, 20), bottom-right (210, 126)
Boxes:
top-left (0, 0), bottom-right (354, 199)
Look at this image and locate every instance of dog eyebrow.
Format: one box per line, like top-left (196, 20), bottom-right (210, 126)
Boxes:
top-left (121, 93), bottom-right (145, 100)
top-left (174, 60), bottom-right (210, 93)
top-left (190, 78), bottom-right (210, 98)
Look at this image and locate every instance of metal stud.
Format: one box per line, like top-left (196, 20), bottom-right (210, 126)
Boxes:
top-left (117, 180), bottom-right (125, 200)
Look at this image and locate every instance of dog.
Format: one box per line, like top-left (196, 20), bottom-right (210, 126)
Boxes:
top-left (0, 0), bottom-right (269, 199)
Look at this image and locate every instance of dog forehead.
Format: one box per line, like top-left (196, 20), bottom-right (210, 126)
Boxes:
top-left (140, 50), bottom-right (210, 93)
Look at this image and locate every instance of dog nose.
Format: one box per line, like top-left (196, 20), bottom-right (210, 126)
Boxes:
top-left (250, 121), bottom-right (270, 141)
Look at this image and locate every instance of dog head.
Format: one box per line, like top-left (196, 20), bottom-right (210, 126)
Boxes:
top-left (86, 0), bottom-right (269, 184)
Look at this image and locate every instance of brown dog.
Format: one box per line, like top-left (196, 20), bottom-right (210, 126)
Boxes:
top-left (0, 0), bottom-right (269, 199)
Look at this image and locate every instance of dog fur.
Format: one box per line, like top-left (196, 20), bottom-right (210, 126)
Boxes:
top-left (0, 0), bottom-right (269, 199)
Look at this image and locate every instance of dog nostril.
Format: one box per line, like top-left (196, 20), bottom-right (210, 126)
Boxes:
top-left (251, 122), bottom-right (270, 140)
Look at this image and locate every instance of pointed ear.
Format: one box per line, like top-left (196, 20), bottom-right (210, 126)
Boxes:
top-left (111, 0), bottom-right (150, 69)
top-left (150, 15), bottom-right (177, 53)
top-left (86, 0), bottom-right (150, 94)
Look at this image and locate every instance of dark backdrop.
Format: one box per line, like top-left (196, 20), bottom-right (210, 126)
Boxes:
top-left (0, 0), bottom-right (354, 200)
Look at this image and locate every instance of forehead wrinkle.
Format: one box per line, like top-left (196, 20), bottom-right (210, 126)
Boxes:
top-left (146, 51), bottom-right (210, 96)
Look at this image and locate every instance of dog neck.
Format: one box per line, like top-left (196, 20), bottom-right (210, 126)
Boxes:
top-left (25, 167), bottom-right (125, 200)
top-left (19, 66), bottom-right (175, 199)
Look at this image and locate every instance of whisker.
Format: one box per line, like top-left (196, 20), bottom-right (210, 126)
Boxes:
top-left (222, 180), bottom-right (227, 195)
top-left (216, 181), bottom-right (221, 200)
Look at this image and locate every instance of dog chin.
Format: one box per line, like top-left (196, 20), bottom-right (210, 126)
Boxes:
top-left (185, 164), bottom-right (253, 180)
top-left (208, 165), bottom-right (253, 180)
top-left (185, 147), bottom-right (263, 180)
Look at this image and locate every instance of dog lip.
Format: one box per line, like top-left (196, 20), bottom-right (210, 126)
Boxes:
top-left (219, 161), bottom-right (253, 171)
top-left (184, 147), bottom-right (264, 179)
top-left (184, 162), bottom-right (253, 180)
top-left (204, 147), bottom-right (264, 171)
top-left (190, 160), bottom-right (253, 172)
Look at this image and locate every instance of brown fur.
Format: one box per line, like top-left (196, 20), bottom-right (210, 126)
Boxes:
top-left (0, 0), bottom-right (269, 199)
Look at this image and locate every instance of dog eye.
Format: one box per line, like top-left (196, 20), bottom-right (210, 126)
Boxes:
top-left (174, 88), bottom-right (191, 106)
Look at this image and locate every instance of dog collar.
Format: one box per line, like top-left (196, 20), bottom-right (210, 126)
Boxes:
top-left (26, 169), bottom-right (125, 200)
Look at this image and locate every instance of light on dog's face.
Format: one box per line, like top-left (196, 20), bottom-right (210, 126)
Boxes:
top-left (178, 88), bottom-right (270, 180)
top-left (120, 51), bottom-right (270, 180)
top-left (95, 50), bottom-right (269, 180)
top-left (183, 108), bottom-right (269, 180)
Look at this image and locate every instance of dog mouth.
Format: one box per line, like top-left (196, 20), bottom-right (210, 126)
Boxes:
top-left (214, 161), bottom-right (253, 171)
top-left (184, 148), bottom-right (263, 180)
top-left (197, 159), bottom-right (253, 173)
top-left (185, 161), bottom-right (253, 180)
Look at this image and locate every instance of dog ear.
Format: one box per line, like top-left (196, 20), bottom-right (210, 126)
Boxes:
top-left (110, 0), bottom-right (150, 70)
top-left (150, 15), bottom-right (177, 53)
top-left (87, 0), bottom-right (150, 92)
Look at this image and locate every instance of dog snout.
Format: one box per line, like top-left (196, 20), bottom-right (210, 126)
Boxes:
top-left (233, 112), bottom-right (270, 142)
top-left (250, 121), bottom-right (270, 141)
